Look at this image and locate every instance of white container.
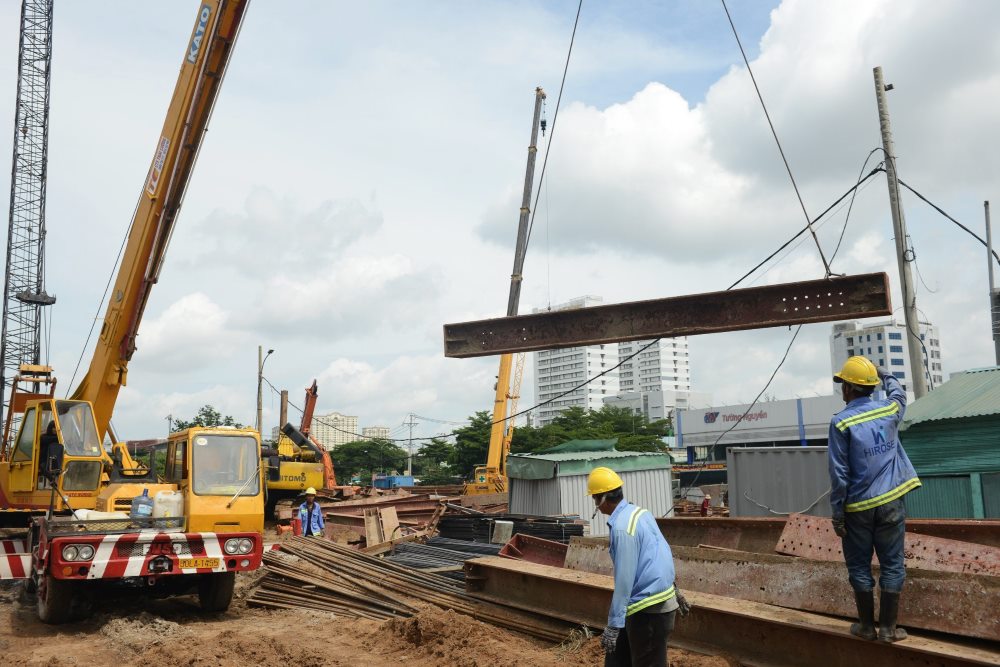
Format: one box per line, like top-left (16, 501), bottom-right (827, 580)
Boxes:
top-left (153, 490), bottom-right (184, 519)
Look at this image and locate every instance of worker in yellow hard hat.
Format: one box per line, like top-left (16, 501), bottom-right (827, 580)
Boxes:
top-left (588, 467), bottom-right (687, 666)
top-left (298, 487), bottom-right (324, 537)
top-left (829, 355), bottom-right (920, 643)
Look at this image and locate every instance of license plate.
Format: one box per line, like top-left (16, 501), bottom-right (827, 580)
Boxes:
top-left (178, 557), bottom-right (220, 569)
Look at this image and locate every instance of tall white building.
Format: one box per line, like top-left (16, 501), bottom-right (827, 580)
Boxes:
top-left (362, 426), bottom-right (390, 440)
top-left (830, 319), bottom-right (943, 393)
top-left (618, 338), bottom-right (691, 393)
top-left (311, 411), bottom-right (359, 451)
top-left (532, 296), bottom-right (620, 426)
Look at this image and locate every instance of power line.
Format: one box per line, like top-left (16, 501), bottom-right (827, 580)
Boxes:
top-left (720, 0), bottom-right (833, 277)
top-left (829, 149), bottom-right (884, 267)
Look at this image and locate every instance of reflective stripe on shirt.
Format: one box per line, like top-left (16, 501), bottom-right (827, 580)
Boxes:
top-left (626, 585), bottom-right (676, 616)
top-left (845, 477), bottom-right (921, 512)
top-left (836, 402), bottom-right (899, 432)
top-left (627, 507), bottom-right (649, 536)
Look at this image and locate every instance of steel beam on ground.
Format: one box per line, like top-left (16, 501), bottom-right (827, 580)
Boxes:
top-left (777, 513), bottom-right (1000, 576)
top-left (563, 538), bottom-right (1000, 641)
top-left (656, 516), bottom-right (1000, 554)
top-left (443, 273), bottom-right (891, 358)
top-left (464, 556), bottom-right (1000, 667)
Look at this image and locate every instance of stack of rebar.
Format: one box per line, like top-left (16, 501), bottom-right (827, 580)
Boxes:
top-left (247, 536), bottom-right (574, 642)
top-left (384, 538), bottom-right (502, 581)
top-left (438, 514), bottom-right (584, 543)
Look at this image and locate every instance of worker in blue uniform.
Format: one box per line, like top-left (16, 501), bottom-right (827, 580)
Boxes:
top-left (589, 467), bottom-right (687, 666)
top-left (298, 487), bottom-right (325, 537)
top-left (829, 355), bottom-right (921, 643)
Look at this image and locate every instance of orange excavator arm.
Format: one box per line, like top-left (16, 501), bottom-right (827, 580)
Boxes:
top-left (301, 380), bottom-right (336, 488)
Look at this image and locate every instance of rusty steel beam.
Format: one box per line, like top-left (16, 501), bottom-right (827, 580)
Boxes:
top-left (443, 273), bottom-right (891, 358)
top-left (656, 516), bottom-right (1000, 554)
top-left (777, 514), bottom-right (1000, 576)
top-left (562, 538), bottom-right (1000, 641)
top-left (464, 556), bottom-right (1000, 667)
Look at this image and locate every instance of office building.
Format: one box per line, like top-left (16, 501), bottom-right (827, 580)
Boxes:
top-left (362, 426), bottom-right (391, 440)
top-left (830, 319), bottom-right (943, 393)
top-left (310, 411), bottom-right (359, 450)
top-left (532, 296), bottom-right (620, 426)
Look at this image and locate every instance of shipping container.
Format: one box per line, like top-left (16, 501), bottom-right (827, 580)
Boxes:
top-left (726, 446), bottom-right (831, 518)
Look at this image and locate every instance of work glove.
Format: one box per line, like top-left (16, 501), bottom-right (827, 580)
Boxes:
top-left (600, 626), bottom-right (620, 653)
top-left (832, 516), bottom-right (847, 538)
top-left (676, 591), bottom-right (691, 618)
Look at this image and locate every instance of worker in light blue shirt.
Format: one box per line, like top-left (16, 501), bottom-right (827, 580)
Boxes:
top-left (298, 487), bottom-right (325, 537)
top-left (588, 467), bottom-right (686, 666)
top-left (829, 355), bottom-right (920, 643)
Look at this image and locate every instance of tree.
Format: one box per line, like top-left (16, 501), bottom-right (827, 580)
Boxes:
top-left (330, 438), bottom-right (407, 483)
top-left (449, 411), bottom-right (492, 479)
top-left (172, 405), bottom-right (244, 431)
top-left (413, 438), bottom-right (455, 472)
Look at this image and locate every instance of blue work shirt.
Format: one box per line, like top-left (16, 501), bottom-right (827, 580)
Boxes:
top-left (828, 374), bottom-right (920, 519)
top-left (298, 500), bottom-right (325, 536)
top-left (606, 500), bottom-right (676, 629)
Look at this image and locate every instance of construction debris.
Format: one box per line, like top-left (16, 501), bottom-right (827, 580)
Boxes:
top-left (384, 537), bottom-right (502, 581)
top-left (247, 536), bottom-right (575, 642)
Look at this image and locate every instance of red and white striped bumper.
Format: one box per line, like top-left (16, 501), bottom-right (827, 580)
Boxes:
top-left (0, 538), bottom-right (30, 580)
top-left (49, 531), bottom-right (262, 580)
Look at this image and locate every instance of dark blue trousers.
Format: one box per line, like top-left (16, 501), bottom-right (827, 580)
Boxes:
top-left (841, 497), bottom-right (907, 593)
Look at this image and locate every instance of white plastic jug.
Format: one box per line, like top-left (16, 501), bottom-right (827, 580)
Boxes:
top-left (153, 490), bottom-right (184, 519)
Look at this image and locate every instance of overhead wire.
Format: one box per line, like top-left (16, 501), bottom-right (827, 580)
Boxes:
top-left (720, 0), bottom-right (833, 277)
top-left (523, 0), bottom-right (583, 252)
top-left (829, 149), bottom-right (884, 266)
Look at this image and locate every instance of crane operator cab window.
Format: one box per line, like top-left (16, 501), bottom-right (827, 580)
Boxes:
top-left (53, 401), bottom-right (103, 492)
top-left (192, 434), bottom-right (259, 497)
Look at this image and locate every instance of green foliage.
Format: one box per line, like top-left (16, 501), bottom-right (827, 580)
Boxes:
top-left (450, 404), bottom-right (673, 479)
top-left (448, 411), bottom-right (492, 479)
top-left (172, 405), bottom-right (244, 431)
top-left (331, 438), bottom-right (407, 482)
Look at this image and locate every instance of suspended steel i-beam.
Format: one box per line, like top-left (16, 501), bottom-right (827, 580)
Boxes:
top-left (1, 0), bottom-right (57, 431)
top-left (444, 273), bottom-right (891, 358)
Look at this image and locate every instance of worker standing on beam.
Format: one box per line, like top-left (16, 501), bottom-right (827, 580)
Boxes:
top-left (590, 467), bottom-right (685, 666)
top-left (829, 356), bottom-right (921, 643)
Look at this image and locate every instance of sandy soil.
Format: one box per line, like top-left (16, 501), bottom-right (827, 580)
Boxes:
top-left (0, 577), bottom-right (737, 667)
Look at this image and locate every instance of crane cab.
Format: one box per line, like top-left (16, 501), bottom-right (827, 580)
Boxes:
top-left (0, 398), bottom-right (106, 518)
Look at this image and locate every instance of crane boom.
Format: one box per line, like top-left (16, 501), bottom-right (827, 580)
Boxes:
top-left (467, 87), bottom-right (545, 495)
top-left (70, 1), bottom-right (249, 439)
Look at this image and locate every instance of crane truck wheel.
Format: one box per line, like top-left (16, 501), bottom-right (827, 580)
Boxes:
top-left (197, 572), bottom-right (236, 612)
top-left (36, 573), bottom-right (76, 624)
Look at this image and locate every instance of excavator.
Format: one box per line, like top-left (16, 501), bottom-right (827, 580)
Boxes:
top-left (0, 0), bottom-right (263, 622)
top-left (263, 379), bottom-right (338, 516)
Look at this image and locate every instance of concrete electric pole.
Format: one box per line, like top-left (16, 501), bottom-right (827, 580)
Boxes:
top-left (873, 66), bottom-right (928, 398)
top-left (986, 201), bottom-right (1000, 365)
top-left (404, 413), bottom-right (419, 476)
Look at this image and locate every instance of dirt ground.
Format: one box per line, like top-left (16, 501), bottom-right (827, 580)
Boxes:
top-left (0, 575), bottom-right (736, 667)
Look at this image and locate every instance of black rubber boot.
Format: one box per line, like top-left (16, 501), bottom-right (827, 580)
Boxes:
top-left (850, 589), bottom-right (877, 640)
top-left (878, 590), bottom-right (908, 642)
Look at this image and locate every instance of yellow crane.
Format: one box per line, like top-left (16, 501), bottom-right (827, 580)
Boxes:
top-left (465, 88), bottom-right (545, 495)
top-left (0, 1), bottom-right (262, 623)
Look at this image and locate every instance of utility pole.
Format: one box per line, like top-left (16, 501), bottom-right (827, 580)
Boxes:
top-left (165, 413), bottom-right (173, 435)
top-left (256, 346), bottom-right (273, 435)
top-left (873, 67), bottom-right (927, 398)
top-left (279, 390), bottom-right (288, 431)
top-left (404, 413), bottom-right (419, 476)
top-left (986, 201), bottom-right (1000, 365)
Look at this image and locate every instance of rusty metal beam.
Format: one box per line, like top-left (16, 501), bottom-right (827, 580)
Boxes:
top-left (443, 273), bottom-right (891, 358)
top-left (464, 556), bottom-right (1000, 667)
top-left (562, 538), bottom-right (1000, 641)
top-left (656, 516), bottom-right (1000, 553)
top-left (777, 513), bottom-right (1000, 576)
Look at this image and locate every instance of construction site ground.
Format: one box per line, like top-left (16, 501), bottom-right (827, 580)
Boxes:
top-left (0, 575), bottom-right (735, 667)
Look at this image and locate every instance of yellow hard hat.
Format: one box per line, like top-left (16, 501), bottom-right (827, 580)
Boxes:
top-left (587, 467), bottom-right (623, 496)
top-left (305, 487), bottom-right (317, 495)
top-left (833, 355), bottom-right (879, 387)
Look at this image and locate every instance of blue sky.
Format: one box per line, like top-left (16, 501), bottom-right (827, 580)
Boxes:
top-left (0, 1), bottom-right (997, 444)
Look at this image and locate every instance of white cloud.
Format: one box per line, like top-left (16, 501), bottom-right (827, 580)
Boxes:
top-left (135, 293), bottom-right (239, 372)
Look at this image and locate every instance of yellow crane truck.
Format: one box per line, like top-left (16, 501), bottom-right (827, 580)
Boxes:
top-left (0, 0), bottom-right (261, 623)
